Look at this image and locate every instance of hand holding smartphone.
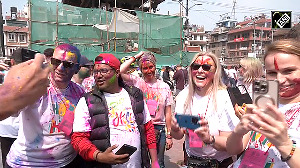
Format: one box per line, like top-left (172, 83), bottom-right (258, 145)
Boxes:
top-left (115, 144), bottom-right (137, 157)
top-left (175, 114), bottom-right (201, 130)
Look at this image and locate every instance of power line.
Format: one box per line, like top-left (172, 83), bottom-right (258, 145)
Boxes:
top-left (192, 0), bottom-right (299, 14)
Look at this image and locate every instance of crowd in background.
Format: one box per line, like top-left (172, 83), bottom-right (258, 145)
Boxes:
top-left (0, 32), bottom-right (299, 168)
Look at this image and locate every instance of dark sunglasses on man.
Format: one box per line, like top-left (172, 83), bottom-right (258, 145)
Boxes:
top-left (191, 63), bottom-right (212, 71)
top-left (50, 58), bottom-right (78, 69)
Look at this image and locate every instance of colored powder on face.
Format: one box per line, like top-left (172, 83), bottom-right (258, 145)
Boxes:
top-left (56, 44), bottom-right (81, 63)
top-left (274, 56), bottom-right (279, 70)
top-left (195, 56), bottom-right (214, 66)
top-left (108, 74), bottom-right (117, 84)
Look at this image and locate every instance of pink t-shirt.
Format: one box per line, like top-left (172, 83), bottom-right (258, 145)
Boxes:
top-left (82, 76), bottom-right (95, 93)
top-left (128, 75), bottom-right (173, 125)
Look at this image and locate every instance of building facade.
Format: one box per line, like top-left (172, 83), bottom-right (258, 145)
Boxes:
top-left (3, 8), bottom-right (29, 57)
top-left (185, 25), bottom-right (209, 52)
top-left (226, 15), bottom-right (272, 65)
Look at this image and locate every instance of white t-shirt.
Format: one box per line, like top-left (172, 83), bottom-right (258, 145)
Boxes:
top-left (7, 82), bottom-right (85, 168)
top-left (232, 102), bottom-right (300, 168)
top-left (0, 70), bottom-right (19, 138)
top-left (73, 88), bottom-right (152, 168)
top-left (0, 116), bottom-right (19, 138)
top-left (175, 88), bottom-right (239, 161)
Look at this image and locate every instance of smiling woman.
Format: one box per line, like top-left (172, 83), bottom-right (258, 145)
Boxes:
top-left (170, 52), bottom-right (240, 168)
top-left (226, 39), bottom-right (300, 168)
top-left (120, 51), bottom-right (174, 168)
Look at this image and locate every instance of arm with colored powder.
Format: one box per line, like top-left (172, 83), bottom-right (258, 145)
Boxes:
top-left (0, 54), bottom-right (50, 120)
top-left (120, 51), bottom-right (144, 82)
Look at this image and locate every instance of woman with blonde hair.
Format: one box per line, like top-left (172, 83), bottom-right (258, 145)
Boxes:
top-left (171, 52), bottom-right (239, 167)
top-left (227, 39), bottom-right (300, 168)
top-left (237, 57), bottom-right (264, 96)
top-left (234, 57), bottom-right (264, 118)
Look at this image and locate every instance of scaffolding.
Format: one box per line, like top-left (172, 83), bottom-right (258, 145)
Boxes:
top-left (29, 0), bottom-right (195, 67)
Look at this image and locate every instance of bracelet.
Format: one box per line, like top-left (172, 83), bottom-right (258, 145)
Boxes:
top-left (95, 151), bottom-right (101, 160)
top-left (205, 135), bottom-right (215, 145)
top-left (131, 56), bottom-right (136, 62)
top-left (281, 140), bottom-right (296, 162)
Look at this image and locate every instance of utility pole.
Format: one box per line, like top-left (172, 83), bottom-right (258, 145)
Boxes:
top-left (253, 20), bottom-right (256, 58)
top-left (185, 0), bottom-right (189, 47)
top-left (186, 0), bottom-right (188, 17)
top-left (0, 0), bottom-right (4, 57)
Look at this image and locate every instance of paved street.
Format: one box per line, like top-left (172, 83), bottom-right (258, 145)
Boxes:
top-left (0, 138), bottom-right (185, 168)
top-left (165, 137), bottom-right (185, 168)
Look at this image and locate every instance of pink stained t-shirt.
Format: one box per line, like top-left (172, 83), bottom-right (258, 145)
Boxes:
top-left (128, 75), bottom-right (173, 125)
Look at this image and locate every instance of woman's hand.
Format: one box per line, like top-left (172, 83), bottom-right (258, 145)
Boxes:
top-left (171, 116), bottom-right (180, 132)
top-left (234, 103), bottom-right (246, 119)
top-left (232, 104), bottom-right (258, 136)
top-left (170, 116), bottom-right (185, 139)
top-left (247, 104), bottom-right (291, 151)
top-left (194, 117), bottom-right (211, 143)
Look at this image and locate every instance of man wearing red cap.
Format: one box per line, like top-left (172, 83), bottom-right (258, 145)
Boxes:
top-left (71, 53), bottom-right (159, 168)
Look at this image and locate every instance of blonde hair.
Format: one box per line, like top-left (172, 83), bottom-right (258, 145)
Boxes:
top-left (240, 57), bottom-right (263, 84)
top-left (184, 52), bottom-right (225, 114)
top-left (265, 39), bottom-right (300, 59)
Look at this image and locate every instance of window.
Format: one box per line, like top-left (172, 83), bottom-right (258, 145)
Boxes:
top-left (9, 48), bottom-right (15, 55)
top-left (200, 35), bottom-right (203, 40)
top-left (8, 33), bottom-right (16, 42)
top-left (19, 34), bottom-right (26, 43)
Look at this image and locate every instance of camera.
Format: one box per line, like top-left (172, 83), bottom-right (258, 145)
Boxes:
top-left (12, 48), bottom-right (40, 63)
top-left (253, 80), bottom-right (279, 113)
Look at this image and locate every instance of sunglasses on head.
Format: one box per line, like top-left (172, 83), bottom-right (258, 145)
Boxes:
top-left (50, 58), bottom-right (77, 68)
top-left (191, 63), bottom-right (212, 71)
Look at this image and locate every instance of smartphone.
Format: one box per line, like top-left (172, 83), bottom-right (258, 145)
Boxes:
top-left (115, 144), bottom-right (137, 156)
top-left (21, 48), bottom-right (40, 62)
top-left (175, 114), bottom-right (201, 130)
top-left (253, 80), bottom-right (279, 115)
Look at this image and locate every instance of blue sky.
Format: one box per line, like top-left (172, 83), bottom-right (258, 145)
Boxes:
top-left (2, 0), bottom-right (300, 30)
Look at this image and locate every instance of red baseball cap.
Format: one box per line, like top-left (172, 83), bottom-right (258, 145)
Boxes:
top-left (94, 53), bottom-right (120, 70)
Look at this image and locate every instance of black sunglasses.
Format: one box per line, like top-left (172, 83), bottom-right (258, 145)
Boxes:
top-left (191, 63), bottom-right (212, 71)
top-left (51, 58), bottom-right (77, 69)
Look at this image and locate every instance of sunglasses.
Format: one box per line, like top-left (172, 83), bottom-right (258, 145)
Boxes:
top-left (191, 63), bottom-right (212, 71)
top-left (50, 58), bottom-right (77, 69)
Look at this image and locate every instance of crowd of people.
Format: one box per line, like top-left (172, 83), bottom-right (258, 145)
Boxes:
top-left (0, 36), bottom-right (299, 168)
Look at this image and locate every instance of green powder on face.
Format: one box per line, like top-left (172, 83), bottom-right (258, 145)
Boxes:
top-left (108, 74), bottom-right (117, 84)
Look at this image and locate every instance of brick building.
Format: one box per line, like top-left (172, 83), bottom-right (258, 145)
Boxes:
top-left (226, 14), bottom-right (272, 65)
top-left (3, 8), bottom-right (29, 57)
